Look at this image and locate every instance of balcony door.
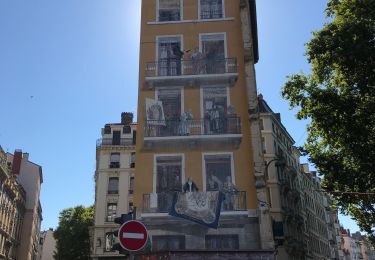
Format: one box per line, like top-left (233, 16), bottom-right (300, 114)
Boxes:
top-left (157, 88), bottom-right (182, 136)
top-left (200, 34), bottom-right (226, 74)
top-left (158, 36), bottom-right (182, 76)
top-left (202, 86), bottom-right (228, 134)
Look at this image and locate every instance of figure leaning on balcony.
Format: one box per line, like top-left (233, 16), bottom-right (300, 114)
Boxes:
top-left (191, 47), bottom-right (204, 74)
top-left (170, 45), bottom-right (184, 75)
top-left (222, 176), bottom-right (238, 211)
top-left (183, 177), bottom-right (198, 193)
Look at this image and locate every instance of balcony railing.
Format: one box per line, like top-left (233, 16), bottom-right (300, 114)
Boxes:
top-left (145, 58), bottom-right (237, 77)
top-left (144, 117), bottom-right (241, 138)
top-left (142, 191), bottom-right (247, 213)
top-left (96, 138), bottom-right (134, 147)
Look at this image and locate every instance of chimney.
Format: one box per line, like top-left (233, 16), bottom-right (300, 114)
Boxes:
top-left (23, 153), bottom-right (29, 161)
top-left (121, 112), bottom-right (133, 125)
top-left (12, 149), bottom-right (22, 175)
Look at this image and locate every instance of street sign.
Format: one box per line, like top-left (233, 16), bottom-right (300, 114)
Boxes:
top-left (118, 220), bottom-right (148, 252)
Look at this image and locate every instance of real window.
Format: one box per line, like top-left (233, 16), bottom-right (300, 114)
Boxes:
top-left (158, 36), bottom-right (183, 76)
top-left (130, 152), bottom-right (136, 168)
top-left (152, 235), bottom-right (185, 251)
top-left (204, 154), bottom-right (232, 191)
top-left (200, 34), bottom-right (225, 74)
top-left (259, 119), bottom-right (264, 130)
top-left (108, 177), bottom-right (119, 194)
top-left (205, 235), bottom-right (238, 250)
top-left (200, 0), bottom-right (224, 19)
top-left (158, 0), bottom-right (181, 22)
top-left (129, 177), bottom-right (134, 194)
top-left (109, 153), bottom-right (120, 168)
top-left (106, 203), bottom-right (117, 222)
top-left (262, 137), bottom-right (266, 153)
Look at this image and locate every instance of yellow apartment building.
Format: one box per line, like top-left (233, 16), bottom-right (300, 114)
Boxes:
top-left (134, 0), bottom-right (273, 256)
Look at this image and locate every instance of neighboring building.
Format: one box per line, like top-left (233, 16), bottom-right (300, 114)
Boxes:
top-left (38, 228), bottom-right (56, 260)
top-left (91, 113), bottom-right (136, 260)
top-left (7, 150), bottom-right (43, 260)
top-left (133, 0), bottom-right (272, 258)
top-left (258, 95), bottom-right (333, 260)
top-left (326, 199), bottom-right (345, 260)
top-left (343, 231), bottom-right (375, 260)
top-left (342, 229), bottom-right (362, 260)
top-left (0, 147), bottom-right (26, 259)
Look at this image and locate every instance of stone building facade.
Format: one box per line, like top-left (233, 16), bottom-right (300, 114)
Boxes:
top-left (0, 147), bottom-right (26, 260)
top-left (90, 113), bottom-right (136, 260)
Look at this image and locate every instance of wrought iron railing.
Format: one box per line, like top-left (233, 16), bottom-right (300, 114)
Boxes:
top-left (144, 117), bottom-right (241, 138)
top-left (145, 58), bottom-right (237, 77)
top-left (200, 7), bottom-right (224, 19)
top-left (142, 191), bottom-right (246, 213)
top-left (96, 138), bottom-right (134, 147)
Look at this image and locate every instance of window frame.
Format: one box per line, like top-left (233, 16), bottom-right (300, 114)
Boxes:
top-left (200, 84), bottom-right (230, 123)
top-left (202, 152), bottom-right (235, 192)
top-left (109, 152), bottom-right (120, 168)
top-left (205, 234), bottom-right (238, 250)
top-left (153, 153), bottom-right (185, 193)
top-left (157, 0), bottom-right (183, 22)
top-left (155, 86), bottom-right (185, 119)
top-left (106, 203), bottom-right (117, 222)
top-left (155, 35), bottom-right (184, 76)
top-left (198, 0), bottom-right (225, 20)
top-left (107, 177), bottom-right (119, 195)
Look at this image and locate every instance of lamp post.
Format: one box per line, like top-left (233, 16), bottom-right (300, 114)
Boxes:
top-left (255, 158), bottom-right (285, 189)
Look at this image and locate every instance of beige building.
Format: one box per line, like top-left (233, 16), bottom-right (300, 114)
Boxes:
top-left (7, 150), bottom-right (43, 260)
top-left (91, 113), bottom-right (136, 260)
top-left (259, 95), bottom-right (334, 260)
top-left (37, 229), bottom-right (56, 260)
top-left (133, 0), bottom-right (273, 258)
top-left (0, 147), bottom-right (26, 260)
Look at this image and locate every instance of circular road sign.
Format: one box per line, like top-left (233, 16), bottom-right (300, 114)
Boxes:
top-left (118, 220), bottom-right (148, 252)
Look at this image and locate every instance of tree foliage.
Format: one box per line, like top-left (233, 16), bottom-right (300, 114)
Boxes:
top-left (282, 0), bottom-right (375, 241)
top-left (53, 205), bottom-right (94, 260)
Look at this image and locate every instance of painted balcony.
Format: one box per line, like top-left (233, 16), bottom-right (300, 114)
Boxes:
top-left (142, 191), bottom-right (247, 214)
top-left (143, 117), bottom-right (242, 150)
top-left (144, 58), bottom-right (238, 89)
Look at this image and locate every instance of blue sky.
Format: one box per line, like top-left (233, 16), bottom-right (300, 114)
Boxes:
top-left (0, 0), bottom-right (359, 233)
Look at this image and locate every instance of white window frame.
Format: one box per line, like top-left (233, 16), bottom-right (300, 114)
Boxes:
top-left (155, 86), bottom-right (185, 116)
top-left (200, 84), bottom-right (230, 120)
top-left (198, 0), bottom-right (225, 20)
top-left (201, 152), bottom-right (235, 192)
top-left (199, 32), bottom-right (227, 58)
top-left (153, 153), bottom-right (185, 193)
top-left (156, 0), bottom-right (184, 22)
top-left (155, 35), bottom-right (184, 75)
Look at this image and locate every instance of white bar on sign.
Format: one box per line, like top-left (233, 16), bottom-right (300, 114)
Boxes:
top-left (123, 232), bottom-right (144, 239)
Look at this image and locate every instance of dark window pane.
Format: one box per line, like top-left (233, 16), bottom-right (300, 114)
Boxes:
top-left (108, 177), bottom-right (119, 194)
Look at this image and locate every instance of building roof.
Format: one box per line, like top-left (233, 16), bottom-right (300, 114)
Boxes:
top-left (258, 94), bottom-right (295, 143)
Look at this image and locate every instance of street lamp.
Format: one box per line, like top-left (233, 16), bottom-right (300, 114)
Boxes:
top-left (255, 158), bottom-right (286, 189)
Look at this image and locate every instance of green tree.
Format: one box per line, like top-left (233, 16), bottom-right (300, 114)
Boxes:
top-left (282, 0), bottom-right (375, 241)
top-left (53, 205), bottom-right (94, 260)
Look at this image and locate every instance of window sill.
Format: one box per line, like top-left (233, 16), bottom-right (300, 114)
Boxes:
top-left (148, 17), bottom-right (234, 25)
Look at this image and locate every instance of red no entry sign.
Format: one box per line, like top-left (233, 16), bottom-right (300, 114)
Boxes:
top-left (119, 220), bottom-right (148, 251)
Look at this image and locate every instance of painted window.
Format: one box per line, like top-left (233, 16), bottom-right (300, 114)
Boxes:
top-left (203, 86), bottom-right (227, 134)
top-left (107, 177), bottom-right (119, 194)
top-left (205, 235), bottom-right (238, 249)
top-left (200, 0), bottom-right (223, 19)
top-left (155, 156), bottom-right (182, 193)
top-left (158, 36), bottom-right (183, 76)
top-left (204, 154), bottom-right (232, 191)
top-left (158, 0), bottom-right (181, 22)
top-left (200, 34), bottom-right (225, 74)
top-left (152, 235), bottom-right (185, 251)
top-left (106, 203), bottom-right (117, 222)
